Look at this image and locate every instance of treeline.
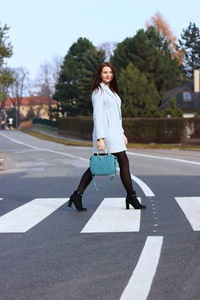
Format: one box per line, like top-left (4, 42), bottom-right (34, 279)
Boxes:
top-left (53, 14), bottom-right (200, 118)
top-left (1, 14), bottom-right (200, 121)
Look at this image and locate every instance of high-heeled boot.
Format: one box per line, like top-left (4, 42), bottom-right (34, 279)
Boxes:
top-left (126, 192), bottom-right (146, 210)
top-left (68, 191), bottom-right (87, 211)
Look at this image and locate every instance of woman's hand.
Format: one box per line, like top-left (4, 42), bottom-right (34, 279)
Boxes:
top-left (97, 139), bottom-right (106, 151)
top-left (123, 134), bottom-right (128, 145)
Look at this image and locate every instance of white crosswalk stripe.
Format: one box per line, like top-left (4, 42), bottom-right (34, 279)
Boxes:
top-left (0, 198), bottom-right (68, 233)
top-left (81, 197), bottom-right (141, 233)
top-left (175, 197), bottom-right (200, 231)
top-left (0, 198), bottom-right (3, 201)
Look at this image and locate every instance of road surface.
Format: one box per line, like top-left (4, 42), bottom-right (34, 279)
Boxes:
top-left (0, 130), bottom-right (200, 300)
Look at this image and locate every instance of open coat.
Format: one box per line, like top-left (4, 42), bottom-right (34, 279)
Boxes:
top-left (92, 82), bottom-right (126, 153)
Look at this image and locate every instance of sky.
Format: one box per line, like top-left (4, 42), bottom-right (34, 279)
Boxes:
top-left (1, 0), bottom-right (200, 80)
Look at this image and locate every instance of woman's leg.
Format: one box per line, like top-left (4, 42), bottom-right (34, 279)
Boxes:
top-left (112, 151), bottom-right (134, 195)
top-left (68, 168), bottom-right (93, 211)
top-left (77, 167), bottom-right (93, 193)
top-left (112, 151), bottom-right (146, 209)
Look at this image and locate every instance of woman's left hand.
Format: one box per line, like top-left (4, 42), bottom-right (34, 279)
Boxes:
top-left (124, 134), bottom-right (128, 145)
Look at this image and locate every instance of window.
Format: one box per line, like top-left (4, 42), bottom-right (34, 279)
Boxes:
top-left (183, 92), bottom-right (192, 102)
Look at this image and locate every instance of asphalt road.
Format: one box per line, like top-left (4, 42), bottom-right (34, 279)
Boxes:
top-left (0, 130), bottom-right (200, 300)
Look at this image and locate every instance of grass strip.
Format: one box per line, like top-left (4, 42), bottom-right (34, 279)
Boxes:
top-left (21, 128), bottom-right (200, 151)
top-left (21, 129), bottom-right (92, 147)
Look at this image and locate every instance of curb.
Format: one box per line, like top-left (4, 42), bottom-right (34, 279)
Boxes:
top-left (0, 158), bottom-right (7, 171)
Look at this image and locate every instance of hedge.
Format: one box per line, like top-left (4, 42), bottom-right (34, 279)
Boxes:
top-left (58, 117), bottom-right (93, 140)
top-left (31, 116), bottom-right (200, 144)
top-left (33, 118), bottom-right (58, 128)
top-left (123, 118), bottom-right (187, 143)
top-left (58, 117), bottom-right (200, 143)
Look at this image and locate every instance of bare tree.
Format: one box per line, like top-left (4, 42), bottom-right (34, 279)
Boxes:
top-left (51, 55), bottom-right (63, 85)
top-left (97, 41), bottom-right (118, 61)
top-left (34, 56), bottom-right (63, 99)
top-left (9, 67), bottom-right (29, 128)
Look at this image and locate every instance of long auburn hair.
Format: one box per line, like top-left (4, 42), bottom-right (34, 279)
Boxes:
top-left (91, 62), bottom-right (119, 95)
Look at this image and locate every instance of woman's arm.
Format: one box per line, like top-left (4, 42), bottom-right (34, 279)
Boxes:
top-left (92, 90), bottom-right (106, 151)
top-left (92, 90), bottom-right (105, 140)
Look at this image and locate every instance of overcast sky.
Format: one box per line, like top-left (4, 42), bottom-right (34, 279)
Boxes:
top-left (1, 0), bottom-right (200, 79)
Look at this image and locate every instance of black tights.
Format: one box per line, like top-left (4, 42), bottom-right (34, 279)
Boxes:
top-left (77, 151), bottom-right (134, 195)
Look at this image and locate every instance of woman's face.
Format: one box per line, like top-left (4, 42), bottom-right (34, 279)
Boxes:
top-left (100, 66), bottom-right (113, 85)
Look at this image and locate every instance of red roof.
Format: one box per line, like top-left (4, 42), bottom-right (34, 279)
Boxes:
top-left (5, 96), bottom-right (57, 107)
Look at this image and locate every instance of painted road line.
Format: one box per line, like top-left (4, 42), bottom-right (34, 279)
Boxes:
top-left (127, 151), bottom-right (200, 166)
top-left (175, 197), bottom-right (200, 231)
top-left (1, 133), bottom-right (200, 167)
top-left (0, 198), bottom-right (3, 201)
top-left (0, 133), bottom-right (40, 150)
top-left (131, 175), bottom-right (155, 197)
top-left (116, 166), bottom-right (155, 197)
top-left (81, 198), bottom-right (141, 233)
top-left (0, 198), bottom-right (68, 233)
top-left (0, 132), bottom-right (154, 197)
top-left (120, 236), bottom-right (163, 300)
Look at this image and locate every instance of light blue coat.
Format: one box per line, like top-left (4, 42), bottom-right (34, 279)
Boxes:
top-left (92, 82), bottom-right (126, 153)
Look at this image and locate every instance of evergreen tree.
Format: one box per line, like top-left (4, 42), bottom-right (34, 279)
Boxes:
top-left (111, 27), bottom-right (183, 98)
top-left (0, 23), bottom-right (14, 116)
top-left (179, 22), bottom-right (200, 79)
top-left (77, 47), bottom-right (105, 115)
top-left (163, 97), bottom-right (183, 117)
top-left (118, 63), bottom-right (160, 117)
top-left (54, 38), bottom-right (95, 116)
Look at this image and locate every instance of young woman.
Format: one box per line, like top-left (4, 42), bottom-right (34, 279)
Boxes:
top-left (68, 62), bottom-right (146, 211)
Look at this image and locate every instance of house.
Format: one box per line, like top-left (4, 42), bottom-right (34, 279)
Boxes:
top-left (4, 96), bottom-right (57, 120)
top-left (159, 70), bottom-right (200, 118)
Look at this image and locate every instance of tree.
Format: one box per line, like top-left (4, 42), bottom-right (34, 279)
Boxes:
top-left (0, 23), bottom-right (13, 122)
top-left (33, 56), bottom-right (63, 98)
top-left (9, 67), bottom-right (29, 128)
top-left (179, 22), bottom-right (200, 79)
top-left (146, 12), bottom-right (183, 64)
top-left (111, 27), bottom-right (183, 98)
top-left (97, 41), bottom-right (118, 61)
top-left (162, 97), bottom-right (183, 117)
top-left (77, 47), bottom-right (105, 115)
top-left (54, 37), bottom-right (105, 116)
top-left (118, 63), bottom-right (160, 117)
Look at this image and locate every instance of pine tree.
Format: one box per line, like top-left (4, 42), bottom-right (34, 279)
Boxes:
top-left (77, 47), bottom-right (105, 115)
top-left (111, 27), bottom-right (183, 98)
top-left (118, 63), bottom-right (160, 117)
top-left (54, 38), bottom-right (95, 116)
top-left (0, 23), bottom-right (13, 116)
top-left (179, 22), bottom-right (200, 79)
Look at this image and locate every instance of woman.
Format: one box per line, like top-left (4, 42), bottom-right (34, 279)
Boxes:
top-left (68, 62), bottom-right (146, 211)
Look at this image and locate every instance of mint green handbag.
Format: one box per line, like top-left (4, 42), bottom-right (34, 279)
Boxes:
top-left (89, 153), bottom-right (118, 190)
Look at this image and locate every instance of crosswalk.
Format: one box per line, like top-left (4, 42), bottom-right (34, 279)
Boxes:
top-left (81, 198), bottom-right (141, 233)
top-left (175, 197), bottom-right (200, 231)
top-left (0, 196), bottom-right (199, 300)
top-left (0, 196), bottom-right (200, 233)
top-left (0, 198), bottom-right (68, 233)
